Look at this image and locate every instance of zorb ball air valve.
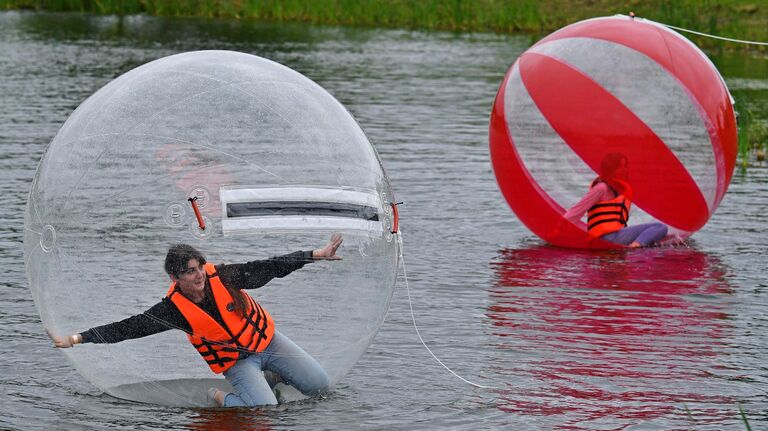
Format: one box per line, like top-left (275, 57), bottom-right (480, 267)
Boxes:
top-left (489, 15), bottom-right (738, 249)
top-left (24, 51), bottom-right (400, 406)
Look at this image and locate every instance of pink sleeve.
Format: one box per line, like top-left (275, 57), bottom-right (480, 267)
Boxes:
top-left (563, 183), bottom-right (611, 223)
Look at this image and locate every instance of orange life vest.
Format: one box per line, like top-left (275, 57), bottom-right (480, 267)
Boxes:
top-left (166, 263), bottom-right (275, 374)
top-left (587, 180), bottom-right (633, 238)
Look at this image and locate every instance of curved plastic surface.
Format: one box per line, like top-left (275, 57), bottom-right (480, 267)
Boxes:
top-left (24, 51), bottom-right (400, 406)
top-left (489, 16), bottom-right (737, 249)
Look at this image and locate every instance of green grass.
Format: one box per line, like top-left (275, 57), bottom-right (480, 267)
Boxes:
top-left (1, 0), bottom-right (766, 52)
top-left (737, 105), bottom-right (768, 168)
top-left (2, 1), bottom-right (765, 163)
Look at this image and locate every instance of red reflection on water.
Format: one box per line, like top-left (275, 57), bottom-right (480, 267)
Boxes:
top-left (487, 245), bottom-right (734, 429)
top-left (186, 408), bottom-right (272, 431)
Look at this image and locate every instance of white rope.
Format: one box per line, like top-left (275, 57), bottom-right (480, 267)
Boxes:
top-left (659, 22), bottom-right (768, 46)
top-left (399, 247), bottom-right (499, 390)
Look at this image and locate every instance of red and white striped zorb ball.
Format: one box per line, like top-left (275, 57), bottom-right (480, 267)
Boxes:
top-left (489, 15), bottom-right (738, 249)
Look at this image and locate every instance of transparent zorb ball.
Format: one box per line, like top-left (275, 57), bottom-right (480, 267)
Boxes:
top-left (24, 51), bottom-right (400, 406)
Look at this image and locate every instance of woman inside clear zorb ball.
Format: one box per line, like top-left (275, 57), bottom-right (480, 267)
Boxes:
top-left (26, 51), bottom-right (400, 407)
top-left (50, 234), bottom-right (344, 407)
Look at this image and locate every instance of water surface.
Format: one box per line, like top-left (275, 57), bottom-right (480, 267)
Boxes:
top-left (1, 11), bottom-right (767, 430)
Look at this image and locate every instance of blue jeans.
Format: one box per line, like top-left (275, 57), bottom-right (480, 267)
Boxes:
top-left (601, 222), bottom-right (668, 247)
top-left (222, 331), bottom-right (330, 407)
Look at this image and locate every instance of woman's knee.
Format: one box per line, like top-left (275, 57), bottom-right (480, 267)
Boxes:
top-left (267, 333), bottom-right (331, 395)
top-left (223, 388), bottom-right (279, 407)
top-left (315, 368), bottom-right (332, 392)
top-left (223, 360), bottom-right (279, 407)
top-left (289, 364), bottom-right (331, 396)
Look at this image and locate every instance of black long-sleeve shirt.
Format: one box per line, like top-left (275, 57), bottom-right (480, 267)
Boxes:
top-left (81, 250), bottom-right (313, 344)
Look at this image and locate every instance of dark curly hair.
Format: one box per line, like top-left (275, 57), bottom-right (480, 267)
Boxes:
top-left (164, 244), bottom-right (206, 278)
top-left (164, 244), bottom-right (247, 316)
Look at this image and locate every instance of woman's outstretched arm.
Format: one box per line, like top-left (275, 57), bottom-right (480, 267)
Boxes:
top-left (47, 299), bottom-right (187, 347)
top-left (219, 233), bottom-right (343, 290)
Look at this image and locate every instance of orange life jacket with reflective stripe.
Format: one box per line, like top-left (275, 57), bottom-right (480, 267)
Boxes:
top-left (587, 179), bottom-right (633, 238)
top-left (166, 263), bottom-right (275, 374)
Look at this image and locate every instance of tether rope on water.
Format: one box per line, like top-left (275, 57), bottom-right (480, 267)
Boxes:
top-left (398, 247), bottom-right (499, 390)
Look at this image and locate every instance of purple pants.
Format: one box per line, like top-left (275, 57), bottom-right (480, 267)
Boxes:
top-left (601, 222), bottom-right (668, 247)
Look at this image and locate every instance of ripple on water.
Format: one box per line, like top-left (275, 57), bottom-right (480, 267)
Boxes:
top-left (1, 10), bottom-right (767, 430)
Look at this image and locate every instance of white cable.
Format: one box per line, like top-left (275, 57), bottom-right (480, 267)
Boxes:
top-left (399, 248), bottom-right (499, 390)
top-left (659, 22), bottom-right (768, 46)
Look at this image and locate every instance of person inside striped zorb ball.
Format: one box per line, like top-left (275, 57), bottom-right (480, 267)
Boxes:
top-left (490, 15), bottom-right (738, 249)
top-left (25, 50), bottom-right (400, 407)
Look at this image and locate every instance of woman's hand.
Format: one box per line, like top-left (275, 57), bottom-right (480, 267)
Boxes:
top-left (47, 329), bottom-right (81, 348)
top-left (312, 233), bottom-right (343, 260)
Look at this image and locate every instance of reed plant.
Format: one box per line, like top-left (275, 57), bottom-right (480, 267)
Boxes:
top-left (737, 107), bottom-right (768, 167)
top-left (738, 403), bottom-right (753, 431)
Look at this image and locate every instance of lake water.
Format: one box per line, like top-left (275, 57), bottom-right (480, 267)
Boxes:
top-left (1, 11), bottom-right (767, 430)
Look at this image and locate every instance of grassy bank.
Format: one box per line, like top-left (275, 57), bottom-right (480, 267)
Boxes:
top-left (1, 0), bottom-right (766, 51)
top-left (738, 108), bottom-right (768, 169)
top-left (2, 1), bottom-right (765, 164)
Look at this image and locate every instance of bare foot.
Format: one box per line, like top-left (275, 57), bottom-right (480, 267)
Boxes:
top-left (628, 242), bottom-right (642, 248)
top-left (208, 388), bottom-right (226, 407)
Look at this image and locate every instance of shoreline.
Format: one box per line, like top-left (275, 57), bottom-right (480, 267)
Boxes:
top-left (1, 1), bottom-right (766, 53)
top-left (1, 2), bottom-right (765, 163)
